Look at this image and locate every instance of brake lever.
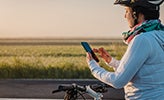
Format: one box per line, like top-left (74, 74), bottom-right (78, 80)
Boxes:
top-left (52, 89), bottom-right (62, 93)
top-left (90, 84), bottom-right (108, 93)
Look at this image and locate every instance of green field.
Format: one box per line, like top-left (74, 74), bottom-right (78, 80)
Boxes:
top-left (0, 39), bottom-right (127, 79)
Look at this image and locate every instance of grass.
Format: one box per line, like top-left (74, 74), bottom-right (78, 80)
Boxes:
top-left (0, 39), bottom-right (127, 79)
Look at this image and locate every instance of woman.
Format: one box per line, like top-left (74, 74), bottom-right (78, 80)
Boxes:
top-left (86, 0), bottom-right (164, 99)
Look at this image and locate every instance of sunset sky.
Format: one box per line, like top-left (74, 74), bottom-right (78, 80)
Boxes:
top-left (0, 0), bottom-right (164, 38)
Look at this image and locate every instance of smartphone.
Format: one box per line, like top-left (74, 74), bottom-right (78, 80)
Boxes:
top-left (81, 42), bottom-right (99, 62)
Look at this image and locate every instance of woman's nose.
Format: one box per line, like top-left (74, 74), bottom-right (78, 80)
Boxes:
top-left (124, 13), bottom-right (127, 18)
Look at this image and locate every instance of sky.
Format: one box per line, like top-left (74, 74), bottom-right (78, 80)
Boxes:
top-left (0, 0), bottom-right (164, 38)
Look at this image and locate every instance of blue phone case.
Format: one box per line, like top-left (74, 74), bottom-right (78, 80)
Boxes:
top-left (81, 42), bottom-right (99, 62)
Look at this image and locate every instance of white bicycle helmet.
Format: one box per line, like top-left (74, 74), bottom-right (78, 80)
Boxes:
top-left (114, 0), bottom-right (164, 11)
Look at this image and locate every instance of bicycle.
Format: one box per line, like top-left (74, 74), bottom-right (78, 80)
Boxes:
top-left (52, 83), bottom-right (109, 100)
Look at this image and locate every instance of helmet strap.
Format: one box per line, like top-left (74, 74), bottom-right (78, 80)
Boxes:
top-left (134, 18), bottom-right (138, 27)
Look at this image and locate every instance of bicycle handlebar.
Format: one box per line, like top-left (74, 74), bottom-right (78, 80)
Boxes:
top-left (52, 83), bottom-right (86, 93)
top-left (52, 83), bottom-right (108, 93)
top-left (52, 83), bottom-right (109, 100)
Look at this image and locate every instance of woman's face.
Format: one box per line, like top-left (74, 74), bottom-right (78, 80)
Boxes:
top-left (124, 7), bottom-right (135, 28)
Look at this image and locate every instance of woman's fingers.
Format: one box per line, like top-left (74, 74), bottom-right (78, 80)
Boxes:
top-left (86, 52), bottom-right (93, 62)
top-left (93, 48), bottom-right (99, 53)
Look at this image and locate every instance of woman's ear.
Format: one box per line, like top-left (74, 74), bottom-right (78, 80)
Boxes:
top-left (132, 12), bottom-right (137, 20)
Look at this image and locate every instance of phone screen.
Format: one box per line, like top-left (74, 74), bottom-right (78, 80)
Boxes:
top-left (81, 42), bottom-right (92, 53)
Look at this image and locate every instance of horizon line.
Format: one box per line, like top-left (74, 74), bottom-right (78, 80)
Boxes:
top-left (0, 37), bottom-right (122, 40)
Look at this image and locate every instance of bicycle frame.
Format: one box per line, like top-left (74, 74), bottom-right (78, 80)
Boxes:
top-left (85, 85), bottom-right (103, 100)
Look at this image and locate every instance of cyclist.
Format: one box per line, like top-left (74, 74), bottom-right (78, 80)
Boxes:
top-left (86, 0), bottom-right (164, 99)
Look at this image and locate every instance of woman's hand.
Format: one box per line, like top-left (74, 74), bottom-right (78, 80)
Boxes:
top-left (86, 53), bottom-right (93, 63)
top-left (93, 47), bottom-right (112, 63)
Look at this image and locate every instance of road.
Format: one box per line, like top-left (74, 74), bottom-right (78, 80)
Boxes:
top-left (0, 79), bottom-right (125, 100)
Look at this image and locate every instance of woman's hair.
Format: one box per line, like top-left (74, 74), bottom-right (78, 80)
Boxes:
top-left (132, 6), bottom-right (160, 20)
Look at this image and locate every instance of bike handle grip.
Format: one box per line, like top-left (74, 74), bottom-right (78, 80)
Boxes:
top-left (57, 84), bottom-right (86, 91)
top-left (58, 85), bottom-right (74, 91)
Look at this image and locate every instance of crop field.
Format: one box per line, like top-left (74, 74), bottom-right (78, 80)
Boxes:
top-left (0, 38), bottom-right (127, 79)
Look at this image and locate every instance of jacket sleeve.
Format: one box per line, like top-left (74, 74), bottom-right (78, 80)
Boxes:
top-left (88, 35), bottom-right (152, 89)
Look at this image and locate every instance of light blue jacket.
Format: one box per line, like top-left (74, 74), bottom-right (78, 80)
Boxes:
top-left (88, 30), bottom-right (164, 100)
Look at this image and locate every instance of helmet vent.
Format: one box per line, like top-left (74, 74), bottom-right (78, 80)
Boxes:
top-left (148, 0), bottom-right (163, 5)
